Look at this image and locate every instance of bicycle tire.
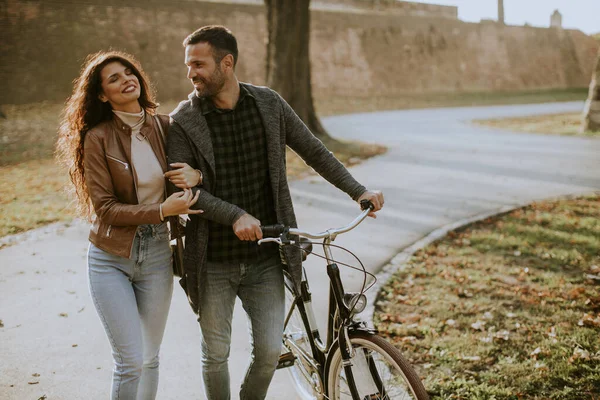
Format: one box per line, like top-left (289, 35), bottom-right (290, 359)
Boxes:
top-left (283, 285), bottom-right (325, 399)
top-left (326, 331), bottom-right (429, 400)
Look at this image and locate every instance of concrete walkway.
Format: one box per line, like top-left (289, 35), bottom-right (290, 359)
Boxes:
top-left (1, 102), bottom-right (599, 399)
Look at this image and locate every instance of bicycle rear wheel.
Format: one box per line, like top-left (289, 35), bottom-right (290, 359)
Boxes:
top-left (283, 285), bottom-right (325, 399)
top-left (326, 331), bottom-right (429, 400)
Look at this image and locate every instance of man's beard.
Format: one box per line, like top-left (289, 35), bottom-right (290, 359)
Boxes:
top-left (193, 66), bottom-right (225, 98)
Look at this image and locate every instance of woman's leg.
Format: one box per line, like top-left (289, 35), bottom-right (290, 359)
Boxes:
top-left (88, 243), bottom-right (144, 400)
top-left (133, 228), bottom-right (173, 400)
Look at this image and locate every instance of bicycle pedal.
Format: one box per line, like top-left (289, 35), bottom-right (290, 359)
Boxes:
top-left (276, 352), bottom-right (295, 369)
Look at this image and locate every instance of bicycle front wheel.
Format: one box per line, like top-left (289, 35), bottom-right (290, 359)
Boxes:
top-left (326, 331), bottom-right (429, 400)
top-left (284, 285), bottom-right (325, 399)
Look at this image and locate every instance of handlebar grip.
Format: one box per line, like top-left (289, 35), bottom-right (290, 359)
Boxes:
top-left (360, 199), bottom-right (375, 211)
top-left (261, 224), bottom-right (285, 238)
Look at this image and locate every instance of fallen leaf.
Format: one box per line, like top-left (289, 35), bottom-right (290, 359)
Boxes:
top-left (59, 313), bottom-right (68, 318)
top-left (494, 330), bottom-right (511, 341)
top-left (457, 288), bottom-right (474, 298)
top-left (471, 320), bottom-right (486, 331)
top-left (496, 275), bottom-right (520, 286)
top-left (585, 274), bottom-right (600, 282)
top-left (568, 347), bottom-right (591, 364)
top-left (401, 336), bottom-right (418, 343)
top-left (530, 347), bottom-right (542, 359)
top-left (398, 313), bottom-right (421, 324)
top-left (534, 362), bottom-right (548, 371)
top-left (578, 313), bottom-right (600, 328)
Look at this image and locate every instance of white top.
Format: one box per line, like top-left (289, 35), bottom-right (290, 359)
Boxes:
top-left (113, 109), bottom-right (165, 205)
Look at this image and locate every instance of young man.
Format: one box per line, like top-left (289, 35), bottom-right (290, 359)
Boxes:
top-left (167, 25), bottom-right (384, 400)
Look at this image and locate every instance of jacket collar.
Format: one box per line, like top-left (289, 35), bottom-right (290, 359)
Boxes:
top-left (197, 84), bottom-right (255, 116)
top-left (110, 112), bottom-right (168, 173)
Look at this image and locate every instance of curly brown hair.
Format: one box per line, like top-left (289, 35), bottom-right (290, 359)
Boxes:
top-left (56, 51), bottom-right (158, 220)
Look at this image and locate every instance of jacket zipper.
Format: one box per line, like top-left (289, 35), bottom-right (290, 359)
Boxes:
top-left (106, 155), bottom-right (129, 169)
top-left (106, 225), bottom-right (112, 238)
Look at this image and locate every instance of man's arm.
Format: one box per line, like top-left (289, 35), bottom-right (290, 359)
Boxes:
top-left (276, 91), bottom-right (384, 213)
top-left (167, 120), bottom-right (247, 226)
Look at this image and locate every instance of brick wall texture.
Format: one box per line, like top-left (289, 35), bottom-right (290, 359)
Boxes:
top-left (1, 0), bottom-right (598, 104)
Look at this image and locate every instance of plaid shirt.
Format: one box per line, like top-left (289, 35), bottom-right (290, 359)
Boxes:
top-left (200, 85), bottom-right (278, 263)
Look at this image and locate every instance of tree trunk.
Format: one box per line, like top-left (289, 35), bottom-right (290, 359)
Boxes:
top-left (582, 47), bottom-right (600, 132)
top-left (265, 0), bottom-right (332, 142)
top-left (497, 0), bottom-right (505, 25)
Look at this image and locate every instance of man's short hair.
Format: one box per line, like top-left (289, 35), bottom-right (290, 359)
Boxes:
top-left (183, 25), bottom-right (238, 67)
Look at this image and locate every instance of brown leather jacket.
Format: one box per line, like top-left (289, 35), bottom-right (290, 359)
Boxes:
top-left (83, 113), bottom-right (174, 258)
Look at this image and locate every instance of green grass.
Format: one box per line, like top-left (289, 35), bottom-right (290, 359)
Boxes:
top-left (474, 112), bottom-right (600, 137)
top-left (0, 159), bottom-right (73, 238)
top-left (375, 195), bottom-right (600, 399)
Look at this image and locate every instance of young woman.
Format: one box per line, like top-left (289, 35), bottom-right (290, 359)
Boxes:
top-left (56, 51), bottom-right (202, 399)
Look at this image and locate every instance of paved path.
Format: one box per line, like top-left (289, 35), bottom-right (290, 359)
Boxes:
top-left (1, 102), bottom-right (598, 399)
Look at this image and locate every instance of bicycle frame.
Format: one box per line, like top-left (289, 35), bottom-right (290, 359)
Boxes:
top-left (267, 206), bottom-right (380, 399)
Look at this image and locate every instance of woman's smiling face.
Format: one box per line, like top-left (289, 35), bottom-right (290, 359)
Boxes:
top-left (98, 61), bottom-right (141, 112)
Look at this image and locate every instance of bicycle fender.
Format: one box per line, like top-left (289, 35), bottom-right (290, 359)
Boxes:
top-left (323, 325), bottom-right (377, 393)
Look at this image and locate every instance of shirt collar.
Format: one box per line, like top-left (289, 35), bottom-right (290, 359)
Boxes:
top-left (198, 84), bottom-right (254, 116)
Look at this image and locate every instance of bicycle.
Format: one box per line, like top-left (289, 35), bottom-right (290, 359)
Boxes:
top-left (258, 201), bottom-right (430, 400)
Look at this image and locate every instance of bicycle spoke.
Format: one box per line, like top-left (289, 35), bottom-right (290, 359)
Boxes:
top-left (328, 333), bottom-right (427, 400)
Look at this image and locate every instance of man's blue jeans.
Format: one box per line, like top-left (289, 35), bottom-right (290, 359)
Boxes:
top-left (199, 256), bottom-right (285, 400)
top-left (87, 224), bottom-right (173, 400)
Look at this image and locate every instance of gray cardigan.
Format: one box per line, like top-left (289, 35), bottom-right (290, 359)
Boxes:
top-left (168, 83), bottom-right (366, 314)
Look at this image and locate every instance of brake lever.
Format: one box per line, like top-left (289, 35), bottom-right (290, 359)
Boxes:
top-left (257, 238), bottom-right (283, 246)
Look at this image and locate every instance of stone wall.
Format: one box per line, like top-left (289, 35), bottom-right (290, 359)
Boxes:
top-left (0, 0), bottom-right (597, 104)
top-left (312, 0), bottom-right (458, 18)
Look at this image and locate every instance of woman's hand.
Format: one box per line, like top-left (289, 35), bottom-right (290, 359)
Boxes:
top-left (164, 162), bottom-right (203, 189)
top-left (161, 189), bottom-right (203, 217)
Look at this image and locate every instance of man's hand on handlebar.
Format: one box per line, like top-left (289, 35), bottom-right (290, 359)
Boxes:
top-left (233, 213), bottom-right (263, 241)
top-left (358, 190), bottom-right (384, 218)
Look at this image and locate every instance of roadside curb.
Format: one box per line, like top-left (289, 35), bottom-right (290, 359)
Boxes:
top-left (362, 191), bottom-right (599, 326)
top-left (0, 219), bottom-right (82, 250)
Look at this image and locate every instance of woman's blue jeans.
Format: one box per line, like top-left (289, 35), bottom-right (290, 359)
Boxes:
top-left (198, 256), bottom-right (285, 400)
top-left (87, 224), bottom-right (173, 400)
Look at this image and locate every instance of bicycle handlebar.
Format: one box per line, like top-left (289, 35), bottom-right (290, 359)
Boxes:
top-left (260, 200), bottom-right (374, 242)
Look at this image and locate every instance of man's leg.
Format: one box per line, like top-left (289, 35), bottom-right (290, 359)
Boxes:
top-left (198, 260), bottom-right (239, 400)
top-left (238, 257), bottom-right (285, 400)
